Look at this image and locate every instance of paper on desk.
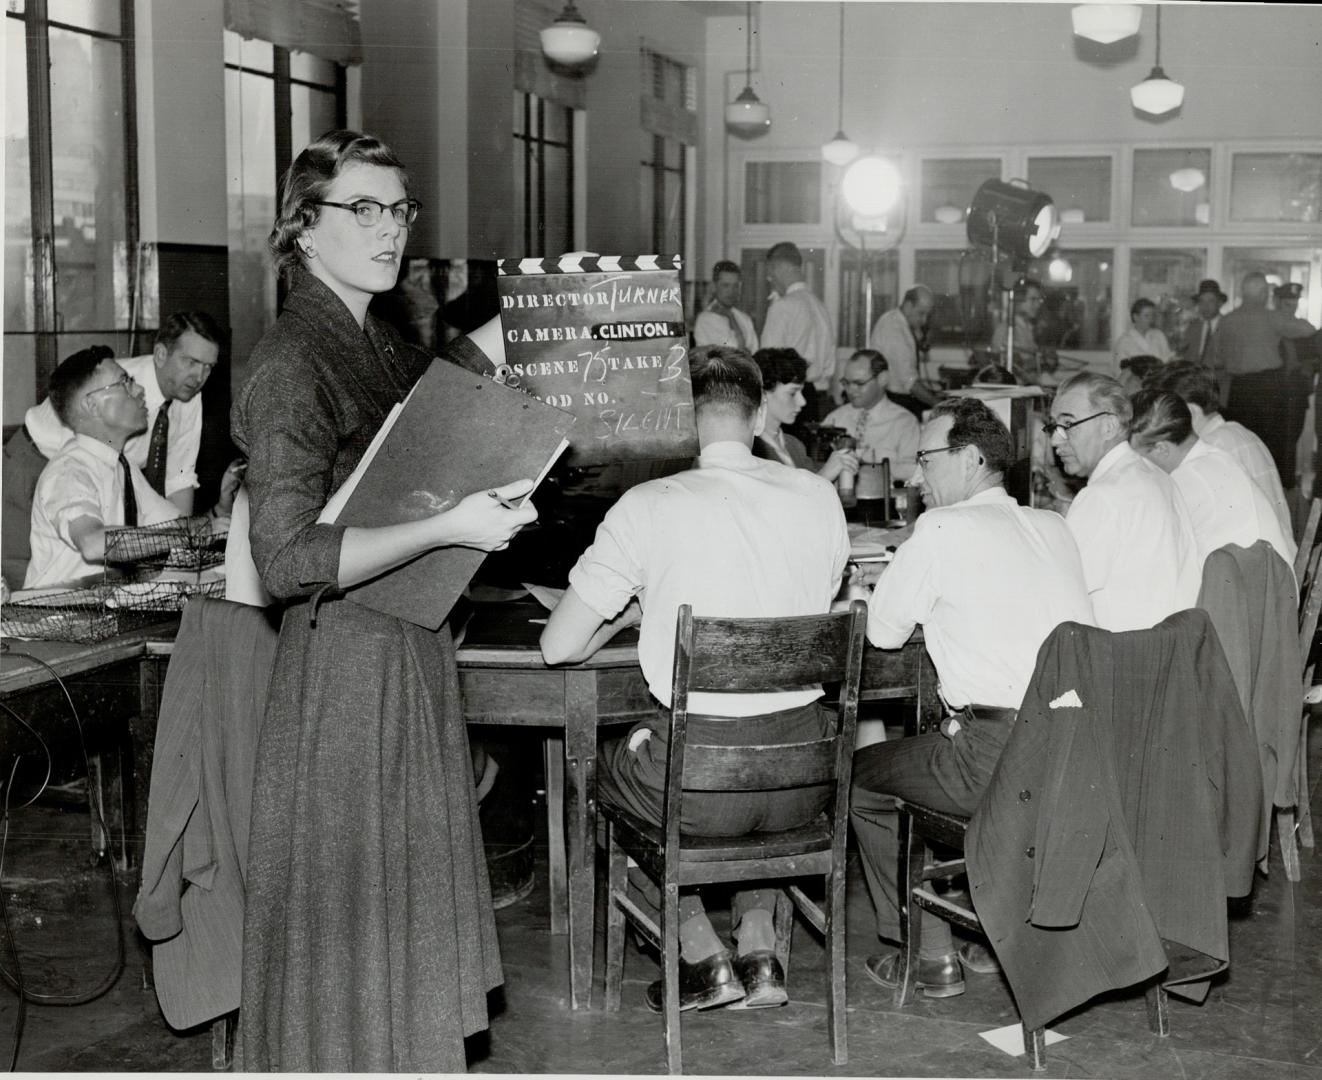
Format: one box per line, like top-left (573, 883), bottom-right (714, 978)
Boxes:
top-left (978, 1023), bottom-right (1068, 1057)
top-left (523, 583), bottom-right (566, 611)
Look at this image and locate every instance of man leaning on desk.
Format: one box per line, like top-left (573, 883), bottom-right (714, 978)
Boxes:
top-left (23, 347), bottom-right (238, 590)
top-left (540, 345), bottom-right (850, 1014)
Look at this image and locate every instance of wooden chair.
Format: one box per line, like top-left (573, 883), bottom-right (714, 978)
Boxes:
top-left (892, 686), bottom-right (1181, 1073)
top-left (599, 601), bottom-right (868, 1074)
top-left (1281, 538), bottom-right (1322, 878)
top-left (1294, 496), bottom-right (1321, 586)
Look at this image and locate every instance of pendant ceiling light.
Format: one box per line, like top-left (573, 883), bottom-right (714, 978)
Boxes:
top-left (726, 2), bottom-right (771, 138)
top-left (1169, 166), bottom-right (1206, 193)
top-left (1131, 6), bottom-right (1184, 117)
top-left (540, 1), bottom-right (600, 67)
top-left (1071, 4), bottom-right (1141, 45)
top-left (821, 3), bottom-right (859, 166)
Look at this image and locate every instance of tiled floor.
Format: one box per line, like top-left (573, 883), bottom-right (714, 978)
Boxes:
top-left (4, 724), bottom-right (1322, 1077)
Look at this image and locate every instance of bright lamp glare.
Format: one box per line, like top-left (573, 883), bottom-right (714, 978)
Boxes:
top-left (1030, 203), bottom-right (1062, 258)
top-left (841, 157), bottom-right (902, 218)
top-left (1048, 257), bottom-right (1073, 284)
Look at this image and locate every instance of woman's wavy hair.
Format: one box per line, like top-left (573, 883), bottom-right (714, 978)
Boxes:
top-left (268, 130), bottom-right (409, 280)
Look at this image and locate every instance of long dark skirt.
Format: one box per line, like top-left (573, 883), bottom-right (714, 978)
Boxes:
top-left (236, 596), bottom-right (501, 1072)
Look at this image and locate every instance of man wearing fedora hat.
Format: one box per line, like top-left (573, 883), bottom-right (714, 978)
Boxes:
top-left (1180, 279), bottom-right (1226, 366)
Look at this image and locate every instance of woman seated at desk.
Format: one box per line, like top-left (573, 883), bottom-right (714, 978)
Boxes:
top-left (752, 347), bottom-right (857, 481)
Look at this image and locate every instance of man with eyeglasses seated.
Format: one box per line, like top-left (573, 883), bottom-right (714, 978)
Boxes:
top-left (24, 346), bottom-right (189, 589)
top-left (1047, 371), bottom-right (1200, 632)
top-left (821, 349), bottom-right (919, 483)
top-left (850, 396), bottom-right (1095, 999)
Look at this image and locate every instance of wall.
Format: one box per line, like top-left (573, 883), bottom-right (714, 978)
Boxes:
top-left (701, 2), bottom-right (1322, 269)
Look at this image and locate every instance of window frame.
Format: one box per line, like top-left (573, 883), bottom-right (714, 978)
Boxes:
top-left (512, 90), bottom-right (577, 256)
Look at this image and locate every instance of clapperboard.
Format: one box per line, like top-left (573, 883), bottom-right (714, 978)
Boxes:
top-left (495, 254), bottom-right (696, 465)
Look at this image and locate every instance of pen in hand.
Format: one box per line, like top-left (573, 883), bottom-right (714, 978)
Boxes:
top-left (487, 489), bottom-right (520, 510)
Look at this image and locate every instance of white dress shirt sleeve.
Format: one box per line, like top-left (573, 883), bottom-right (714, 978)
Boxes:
top-left (566, 493), bottom-right (648, 620)
top-left (693, 311), bottom-right (728, 348)
top-left (42, 460), bottom-right (102, 544)
top-left (1064, 486), bottom-right (1116, 601)
top-left (866, 517), bottom-right (938, 648)
top-left (871, 313), bottom-right (917, 392)
top-left (759, 297), bottom-right (791, 350)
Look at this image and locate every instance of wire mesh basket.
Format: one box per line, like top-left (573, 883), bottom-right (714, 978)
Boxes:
top-left (103, 517), bottom-right (227, 574)
top-left (102, 578), bottom-right (225, 614)
top-left (1, 585), bottom-right (121, 644)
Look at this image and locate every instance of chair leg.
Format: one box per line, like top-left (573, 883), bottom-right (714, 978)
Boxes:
top-left (825, 869), bottom-right (848, 1065)
top-left (1025, 1026), bottom-right (1047, 1071)
top-left (1279, 808), bottom-right (1302, 882)
top-left (661, 882), bottom-right (683, 1075)
top-left (603, 825), bottom-right (627, 1012)
top-left (894, 810), bottom-right (924, 1007)
top-left (773, 890), bottom-right (794, 981)
top-left (1145, 983), bottom-right (1169, 1037)
top-left (1298, 717), bottom-right (1314, 850)
top-left (210, 1011), bottom-right (235, 1070)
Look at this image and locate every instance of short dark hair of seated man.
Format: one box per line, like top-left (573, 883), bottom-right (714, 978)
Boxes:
top-left (538, 343), bottom-right (852, 1013)
top-left (24, 347), bottom-right (185, 588)
top-left (971, 363), bottom-right (1021, 387)
top-left (1117, 352), bottom-right (1164, 395)
top-left (1152, 360), bottom-right (1221, 414)
top-left (850, 394), bottom-right (1096, 998)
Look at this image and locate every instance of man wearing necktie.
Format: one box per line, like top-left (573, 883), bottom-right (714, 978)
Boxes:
top-left (20, 311), bottom-right (221, 512)
top-left (693, 261), bottom-right (759, 354)
top-left (1179, 279), bottom-right (1226, 366)
top-left (24, 347), bottom-right (184, 588)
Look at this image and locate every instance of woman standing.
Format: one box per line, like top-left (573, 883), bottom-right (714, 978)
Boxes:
top-left (752, 347), bottom-right (857, 479)
top-left (231, 131), bottom-right (535, 1071)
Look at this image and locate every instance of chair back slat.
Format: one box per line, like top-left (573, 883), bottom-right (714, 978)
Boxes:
top-left (682, 739), bottom-right (837, 792)
top-left (1300, 543), bottom-right (1322, 658)
top-left (1296, 498), bottom-right (1322, 585)
top-left (684, 613), bottom-right (860, 691)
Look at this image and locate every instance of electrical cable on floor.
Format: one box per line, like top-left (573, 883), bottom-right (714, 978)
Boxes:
top-left (0, 653), bottom-right (130, 1069)
top-left (2, 750), bottom-right (40, 1072)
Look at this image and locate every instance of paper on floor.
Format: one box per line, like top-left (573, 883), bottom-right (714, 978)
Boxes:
top-left (978, 1023), bottom-right (1069, 1057)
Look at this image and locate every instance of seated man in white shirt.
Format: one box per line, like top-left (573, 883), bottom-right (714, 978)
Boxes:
top-left (1129, 389), bottom-right (1296, 572)
top-left (1153, 361), bottom-right (1293, 541)
top-left (541, 346), bottom-right (850, 1014)
top-left (693, 260), bottom-right (758, 353)
top-left (821, 349), bottom-right (919, 482)
top-left (24, 311), bottom-right (221, 511)
top-left (851, 396), bottom-right (1095, 998)
top-left (25, 346), bottom-right (184, 588)
top-left (1048, 372), bottom-right (1200, 631)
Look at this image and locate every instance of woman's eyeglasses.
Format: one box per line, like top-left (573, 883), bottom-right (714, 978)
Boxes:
top-left (314, 198), bottom-right (421, 227)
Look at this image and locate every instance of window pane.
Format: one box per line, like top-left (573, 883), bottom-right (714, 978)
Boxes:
top-left (838, 249), bottom-right (899, 349)
top-left (49, 26), bottom-right (126, 331)
top-left (6, 2), bottom-right (26, 14)
top-left (1129, 249), bottom-right (1205, 353)
top-left (1027, 156), bottom-right (1111, 224)
top-left (1230, 152), bottom-right (1322, 224)
top-left (543, 102), bottom-right (571, 146)
top-left (915, 250), bottom-right (990, 347)
top-left (225, 67), bottom-right (277, 373)
top-left (920, 158), bottom-right (999, 224)
top-left (744, 162), bottom-right (821, 225)
top-left (1224, 247), bottom-right (1313, 312)
top-left (290, 49), bottom-right (337, 87)
top-left (3, 333), bottom-right (35, 425)
top-left (5, 14), bottom-right (32, 332)
top-left (541, 141), bottom-right (572, 254)
top-left (1024, 249), bottom-right (1114, 351)
top-left (1132, 148), bottom-right (1211, 227)
top-left (47, 0), bottom-right (118, 34)
top-left (225, 32), bottom-right (273, 74)
top-left (739, 246), bottom-right (826, 330)
top-left (291, 85), bottom-right (337, 157)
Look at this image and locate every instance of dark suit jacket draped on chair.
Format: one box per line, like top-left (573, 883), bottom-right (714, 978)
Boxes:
top-left (966, 610), bottom-right (1262, 1034)
top-left (1197, 540), bottom-right (1302, 866)
top-left (133, 597), bottom-right (280, 1030)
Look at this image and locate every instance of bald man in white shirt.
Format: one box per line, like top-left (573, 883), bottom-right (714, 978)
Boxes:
top-left (1048, 372), bottom-right (1200, 631)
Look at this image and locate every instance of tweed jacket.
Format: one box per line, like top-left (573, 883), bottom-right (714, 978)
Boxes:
top-left (966, 610), bottom-right (1262, 1033)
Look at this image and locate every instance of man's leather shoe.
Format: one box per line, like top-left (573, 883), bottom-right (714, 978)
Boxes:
top-left (863, 951), bottom-right (965, 999)
top-left (957, 941), bottom-right (1001, 976)
top-left (644, 951), bottom-right (746, 1013)
top-left (727, 950), bottom-right (788, 1009)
